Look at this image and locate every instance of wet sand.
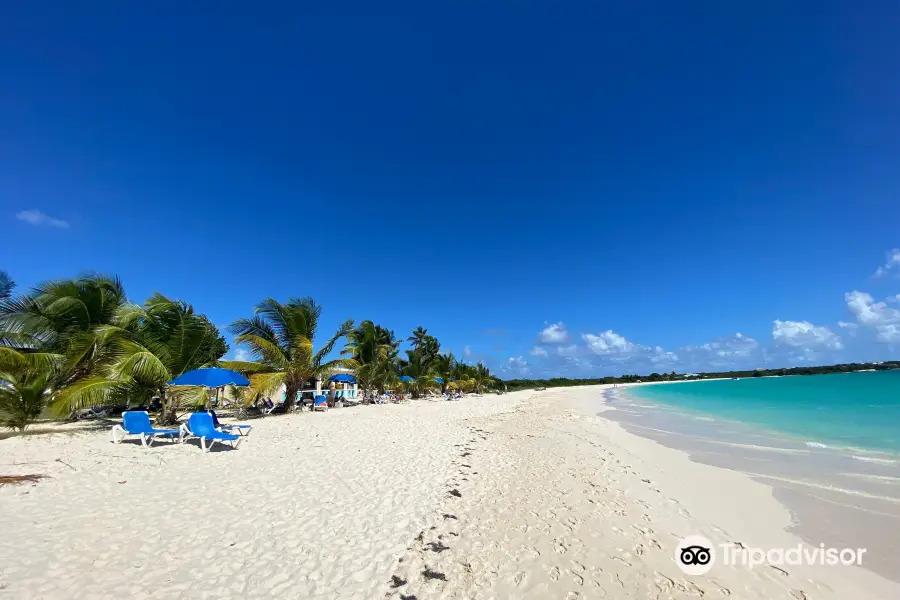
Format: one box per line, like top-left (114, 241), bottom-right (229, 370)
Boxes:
top-left (601, 383), bottom-right (900, 583)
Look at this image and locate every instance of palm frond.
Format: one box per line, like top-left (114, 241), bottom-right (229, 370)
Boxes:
top-left (235, 334), bottom-right (290, 368)
top-left (0, 347), bottom-right (64, 373)
top-left (313, 319), bottom-right (353, 367)
top-left (248, 371), bottom-right (287, 397)
top-left (229, 316), bottom-right (279, 347)
top-left (218, 360), bottom-right (274, 374)
top-left (255, 298), bottom-right (296, 351)
top-left (167, 385), bottom-right (210, 410)
top-left (110, 348), bottom-right (171, 384)
top-left (52, 376), bottom-right (128, 415)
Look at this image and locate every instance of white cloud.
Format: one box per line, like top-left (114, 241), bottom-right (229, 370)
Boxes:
top-left (874, 249), bottom-right (900, 278)
top-left (556, 344), bottom-right (579, 357)
top-left (529, 346), bottom-right (548, 357)
top-left (772, 320), bottom-right (842, 350)
top-left (886, 294), bottom-right (900, 304)
top-left (837, 321), bottom-right (859, 337)
top-left (539, 321), bottom-right (569, 343)
top-left (234, 348), bottom-right (251, 361)
top-left (463, 345), bottom-right (473, 359)
top-left (649, 346), bottom-right (679, 364)
top-left (844, 290), bottom-right (900, 343)
top-left (504, 356), bottom-right (530, 375)
top-left (15, 209), bottom-right (69, 229)
top-left (845, 291), bottom-right (900, 326)
top-left (698, 332), bottom-right (759, 358)
top-left (875, 324), bottom-right (900, 343)
top-left (582, 330), bottom-right (637, 355)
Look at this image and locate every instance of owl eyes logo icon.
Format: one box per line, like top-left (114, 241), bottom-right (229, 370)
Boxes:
top-left (676, 536), bottom-right (715, 575)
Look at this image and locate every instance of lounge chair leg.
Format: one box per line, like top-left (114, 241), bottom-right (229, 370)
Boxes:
top-left (140, 433), bottom-right (149, 447)
top-left (200, 437), bottom-right (208, 452)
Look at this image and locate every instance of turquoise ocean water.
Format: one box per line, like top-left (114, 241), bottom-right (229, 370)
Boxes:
top-left (603, 371), bottom-right (900, 580)
top-left (625, 371), bottom-right (900, 455)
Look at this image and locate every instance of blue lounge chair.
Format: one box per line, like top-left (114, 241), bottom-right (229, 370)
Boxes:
top-left (313, 395), bottom-right (328, 411)
top-left (207, 410), bottom-right (252, 436)
top-left (181, 412), bottom-right (242, 452)
top-left (110, 411), bottom-right (181, 448)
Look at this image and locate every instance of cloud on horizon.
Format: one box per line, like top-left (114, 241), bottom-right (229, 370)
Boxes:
top-left (15, 209), bottom-right (70, 229)
top-left (497, 248), bottom-right (900, 378)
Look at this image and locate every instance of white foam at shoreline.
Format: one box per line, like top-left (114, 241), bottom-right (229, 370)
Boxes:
top-left (852, 455), bottom-right (899, 466)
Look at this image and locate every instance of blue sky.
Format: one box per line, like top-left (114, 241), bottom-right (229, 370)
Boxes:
top-left (2, 2), bottom-right (900, 377)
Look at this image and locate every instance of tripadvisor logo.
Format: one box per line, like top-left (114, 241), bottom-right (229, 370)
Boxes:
top-left (676, 535), bottom-right (715, 575)
top-left (676, 535), bottom-right (867, 575)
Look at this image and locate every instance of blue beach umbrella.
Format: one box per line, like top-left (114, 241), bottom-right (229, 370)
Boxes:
top-left (168, 368), bottom-right (251, 388)
top-left (399, 375), bottom-right (416, 383)
top-left (434, 377), bottom-right (445, 384)
top-left (329, 373), bottom-right (357, 383)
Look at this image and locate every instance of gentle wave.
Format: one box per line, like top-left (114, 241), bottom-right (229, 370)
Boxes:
top-left (806, 441), bottom-right (829, 448)
top-left (851, 455), bottom-right (899, 466)
top-left (841, 473), bottom-right (900, 484)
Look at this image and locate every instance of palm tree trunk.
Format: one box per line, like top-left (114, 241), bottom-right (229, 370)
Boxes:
top-left (284, 381), bottom-right (299, 413)
top-left (158, 387), bottom-right (178, 425)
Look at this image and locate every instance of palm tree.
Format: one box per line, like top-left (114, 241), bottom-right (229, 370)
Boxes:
top-left (0, 271), bottom-right (14, 300)
top-left (432, 353), bottom-right (456, 394)
top-left (224, 298), bottom-right (353, 412)
top-left (0, 274), bottom-right (127, 386)
top-left (419, 335), bottom-right (440, 369)
top-left (54, 293), bottom-right (217, 424)
top-left (343, 320), bottom-right (398, 401)
top-left (407, 326), bottom-right (428, 350)
top-left (472, 362), bottom-right (495, 394)
top-left (0, 347), bottom-right (63, 431)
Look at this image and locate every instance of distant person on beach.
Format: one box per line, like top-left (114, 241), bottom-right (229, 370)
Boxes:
top-left (328, 382), bottom-right (337, 407)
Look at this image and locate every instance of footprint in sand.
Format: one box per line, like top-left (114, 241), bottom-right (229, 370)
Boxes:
top-left (511, 571), bottom-right (529, 588)
top-left (611, 555), bottom-right (632, 567)
top-left (544, 565), bottom-right (561, 581)
top-left (553, 538), bottom-right (569, 554)
top-left (516, 546), bottom-right (541, 560)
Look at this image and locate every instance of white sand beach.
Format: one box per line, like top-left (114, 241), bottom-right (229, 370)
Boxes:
top-left (2, 387), bottom-right (899, 599)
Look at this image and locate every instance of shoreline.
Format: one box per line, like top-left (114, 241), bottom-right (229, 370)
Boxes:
top-left (393, 386), bottom-right (900, 598)
top-left (593, 382), bottom-right (900, 590)
top-left (2, 387), bottom-right (899, 598)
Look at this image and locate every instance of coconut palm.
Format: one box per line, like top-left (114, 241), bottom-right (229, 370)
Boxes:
top-left (472, 362), bottom-right (495, 394)
top-left (418, 335), bottom-right (440, 369)
top-left (407, 326), bottom-right (428, 350)
top-left (0, 271), bottom-right (14, 300)
top-left (432, 353), bottom-right (456, 394)
top-left (0, 347), bottom-right (64, 431)
top-left (343, 320), bottom-right (398, 401)
top-left (224, 298), bottom-right (353, 412)
top-left (0, 274), bottom-right (127, 386)
top-left (53, 293), bottom-right (217, 424)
